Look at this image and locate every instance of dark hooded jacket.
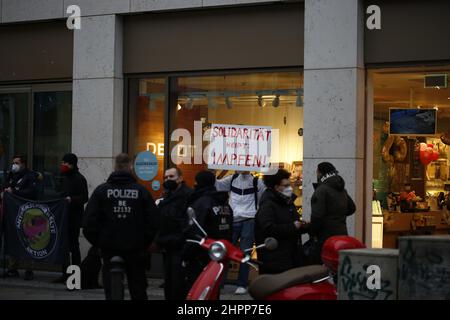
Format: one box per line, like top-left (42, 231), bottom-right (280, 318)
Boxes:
top-left (310, 173), bottom-right (356, 243)
top-left (82, 171), bottom-right (159, 253)
top-left (155, 182), bottom-right (193, 251)
top-left (255, 188), bottom-right (306, 274)
top-left (59, 167), bottom-right (89, 229)
top-left (182, 186), bottom-right (233, 260)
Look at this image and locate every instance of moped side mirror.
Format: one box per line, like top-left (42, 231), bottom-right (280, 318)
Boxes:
top-left (264, 237), bottom-right (278, 250)
top-left (186, 206), bottom-right (208, 237)
top-left (187, 207), bottom-right (196, 226)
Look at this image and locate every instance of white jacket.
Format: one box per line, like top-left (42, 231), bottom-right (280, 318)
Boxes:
top-left (215, 174), bottom-right (266, 222)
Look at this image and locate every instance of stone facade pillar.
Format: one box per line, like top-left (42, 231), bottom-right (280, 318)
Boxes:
top-left (72, 14), bottom-right (124, 257)
top-left (302, 0), bottom-right (365, 239)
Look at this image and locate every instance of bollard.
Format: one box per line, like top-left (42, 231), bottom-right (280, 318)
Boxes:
top-left (398, 235), bottom-right (450, 300)
top-left (110, 256), bottom-right (125, 300)
top-left (338, 248), bottom-right (399, 300)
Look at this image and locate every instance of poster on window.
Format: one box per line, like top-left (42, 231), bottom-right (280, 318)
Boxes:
top-left (207, 123), bottom-right (275, 173)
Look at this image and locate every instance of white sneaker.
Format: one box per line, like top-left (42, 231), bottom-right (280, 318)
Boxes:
top-left (235, 286), bottom-right (247, 295)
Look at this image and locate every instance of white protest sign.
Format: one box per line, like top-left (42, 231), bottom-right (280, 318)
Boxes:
top-left (207, 123), bottom-right (275, 173)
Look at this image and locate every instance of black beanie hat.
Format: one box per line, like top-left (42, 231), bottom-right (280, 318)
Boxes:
top-left (62, 153), bottom-right (78, 167)
top-left (195, 170), bottom-right (216, 189)
top-left (317, 162), bottom-right (337, 176)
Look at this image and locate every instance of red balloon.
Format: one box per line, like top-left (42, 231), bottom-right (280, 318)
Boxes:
top-left (419, 143), bottom-right (433, 165)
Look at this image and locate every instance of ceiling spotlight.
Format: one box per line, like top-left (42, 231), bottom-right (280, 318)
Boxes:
top-left (208, 95), bottom-right (218, 109)
top-left (225, 96), bottom-right (233, 109)
top-left (296, 94), bottom-right (303, 107)
top-left (185, 97), bottom-right (194, 110)
top-left (257, 95), bottom-right (266, 108)
top-left (177, 103), bottom-right (182, 111)
top-left (272, 94), bottom-right (280, 108)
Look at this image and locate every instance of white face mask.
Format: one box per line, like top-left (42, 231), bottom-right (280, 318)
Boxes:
top-left (11, 164), bottom-right (21, 173)
top-left (281, 186), bottom-right (294, 198)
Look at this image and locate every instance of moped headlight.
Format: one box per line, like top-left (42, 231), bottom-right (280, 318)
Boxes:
top-left (209, 241), bottom-right (227, 261)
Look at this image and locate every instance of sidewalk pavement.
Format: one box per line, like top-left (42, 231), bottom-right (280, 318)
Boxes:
top-left (0, 271), bottom-right (251, 300)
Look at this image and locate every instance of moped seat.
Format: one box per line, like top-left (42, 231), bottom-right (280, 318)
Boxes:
top-left (248, 265), bottom-right (330, 300)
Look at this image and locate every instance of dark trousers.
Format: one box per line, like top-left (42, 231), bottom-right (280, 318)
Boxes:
top-left (62, 226), bottom-right (81, 275)
top-left (102, 252), bottom-right (148, 300)
top-left (162, 250), bottom-right (187, 300)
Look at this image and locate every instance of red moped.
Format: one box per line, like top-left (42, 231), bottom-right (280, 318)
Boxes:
top-left (248, 236), bottom-right (365, 300)
top-left (185, 207), bottom-right (278, 300)
top-left (185, 207), bottom-right (365, 300)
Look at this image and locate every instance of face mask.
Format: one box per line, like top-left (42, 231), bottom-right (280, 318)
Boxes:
top-left (163, 179), bottom-right (179, 191)
top-left (11, 164), bottom-right (21, 173)
top-left (281, 186), bottom-right (294, 198)
top-left (60, 164), bottom-right (71, 174)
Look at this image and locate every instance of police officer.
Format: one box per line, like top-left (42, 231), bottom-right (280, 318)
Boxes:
top-left (183, 170), bottom-right (233, 293)
top-left (1, 155), bottom-right (38, 280)
top-left (83, 153), bottom-right (159, 300)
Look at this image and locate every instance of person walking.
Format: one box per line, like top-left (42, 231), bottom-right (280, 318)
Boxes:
top-left (308, 162), bottom-right (356, 264)
top-left (83, 153), bottom-right (159, 300)
top-left (1, 155), bottom-right (38, 280)
top-left (154, 167), bottom-right (192, 300)
top-left (255, 169), bottom-right (308, 274)
top-left (215, 171), bottom-right (265, 295)
top-left (54, 153), bottom-right (88, 283)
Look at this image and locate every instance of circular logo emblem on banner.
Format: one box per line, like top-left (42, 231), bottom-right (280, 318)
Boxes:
top-left (151, 180), bottom-right (161, 191)
top-left (16, 203), bottom-right (58, 259)
top-left (134, 151), bottom-right (158, 181)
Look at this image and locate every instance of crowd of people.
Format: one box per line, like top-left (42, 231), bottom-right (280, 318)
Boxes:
top-left (0, 152), bottom-right (356, 300)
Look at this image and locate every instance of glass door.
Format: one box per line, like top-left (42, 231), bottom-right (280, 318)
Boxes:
top-left (0, 87), bottom-right (31, 186)
top-left (32, 83), bottom-right (72, 200)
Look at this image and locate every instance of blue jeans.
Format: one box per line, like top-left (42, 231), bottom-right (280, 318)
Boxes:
top-left (232, 219), bottom-right (255, 288)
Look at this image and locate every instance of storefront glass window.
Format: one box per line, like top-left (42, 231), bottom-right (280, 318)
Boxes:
top-left (129, 71), bottom-right (304, 206)
top-left (128, 78), bottom-right (166, 198)
top-left (33, 91), bottom-right (72, 199)
top-left (372, 65), bottom-right (450, 248)
top-left (0, 92), bottom-right (29, 185)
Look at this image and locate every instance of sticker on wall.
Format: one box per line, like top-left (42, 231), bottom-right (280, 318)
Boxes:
top-left (151, 180), bottom-right (161, 191)
top-left (134, 151), bottom-right (158, 181)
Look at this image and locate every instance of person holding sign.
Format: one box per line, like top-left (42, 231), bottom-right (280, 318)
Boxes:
top-left (1, 155), bottom-right (38, 280)
top-left (215, 171), bottom-right (266, 295)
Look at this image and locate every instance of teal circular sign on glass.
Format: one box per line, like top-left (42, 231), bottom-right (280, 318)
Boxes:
top-left (134, 151), bottom-right (158, 181)
top-left (151, 180), bottom-right (161, 191)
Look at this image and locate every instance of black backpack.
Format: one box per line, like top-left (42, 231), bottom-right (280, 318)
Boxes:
top-left (230, 173), bottom-right (259, 210)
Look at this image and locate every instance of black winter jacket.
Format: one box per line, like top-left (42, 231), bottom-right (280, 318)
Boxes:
top-left (310, 174), bottom-right (356, 243)
top-left (58, 168), bottom-right (89, 228)
top-left (183, 186), bottom-right (233, 260)
top-left (155, 183), bottom-right (193, 251)
top-left (4, 169), bottom-right (38, 200)
top-left (255, 188), bottom-right (305, 274)
top-left (82, 171), bottom-right (159, 254)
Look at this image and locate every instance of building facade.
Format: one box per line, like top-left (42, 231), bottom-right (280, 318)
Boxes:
top-left (1, 0), bottom-right (450, 263)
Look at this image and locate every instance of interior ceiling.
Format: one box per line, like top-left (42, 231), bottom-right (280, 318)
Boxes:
top-left (373, 66), bottom-right (450, 117)
top-left (141, 72), bottom-right (303, 107)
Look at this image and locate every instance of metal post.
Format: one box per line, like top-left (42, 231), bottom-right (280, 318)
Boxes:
top-left (110, 256), bottom-right (124, 300)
